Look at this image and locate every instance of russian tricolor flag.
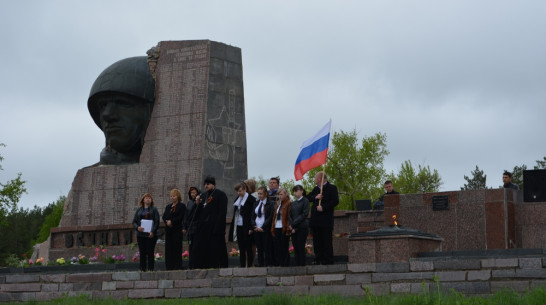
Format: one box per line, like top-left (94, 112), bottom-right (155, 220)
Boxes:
top-left (294, 120), bottom-right (331, 181)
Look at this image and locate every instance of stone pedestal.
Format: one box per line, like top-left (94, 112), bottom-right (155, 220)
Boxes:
top-left (348, 232), bottom-right (443, 263)
top-left (47, 40), bottom-right (247, 262)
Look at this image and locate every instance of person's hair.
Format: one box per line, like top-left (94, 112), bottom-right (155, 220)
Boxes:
top-left (234, 181), bottom-right (247, 192)
top-left (316, 171), bottom-right (327, 181)
top-left (244, 179), bottom-right (257, 193)
top-left (292, 184), bottom-right (307, 196)
top-left (503, 171), bottom-right (512, 178)
top-left (384, 180), bottom-right (393, 185)
top-left (138, 193), bottom-right (154, 207)
top-left (278, 188), bottom-right (290, 202)
top-left (170, 189), bottom-right (182, 202)
top-left (257, 186), bottom-right (269, 198)
top-left (269, 177), bottom-right (280, 185)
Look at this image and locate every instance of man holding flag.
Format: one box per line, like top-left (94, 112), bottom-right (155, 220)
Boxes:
top-left (294, 120), bottom-right (339, 265)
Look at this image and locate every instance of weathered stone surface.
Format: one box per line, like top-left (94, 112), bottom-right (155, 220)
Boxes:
top-left (158, 280), bottom-right (173, 289)
top-left (127, 288), bottom-right (164, 298)
top-left (515, 269), bottom-right (546, 278)
top-left (440, 282), bottom-right (490, 294)
top-left (134, 280), bottom-right (158, 289)
top-left (232, 286), bottom-right (265, 296)
top-left (264, 286), bottom-right (309, 295)
top-left (481, 258), bottom-right (518, 268)
top-left (141, 272), bottom-right (169, 280)
top-left (102, 281), bottom-right (116, 290)
top-left (174, 278), bottom-right (211, 288)
top-left (40, 274), bottom-right (66, 283)
top-left (467, 270), bottom-right (491, 281)
top-left (219, 268), bottom-right (233, 277)
top-left (59, 283), bottom-right (73, 292)
top-left (376, 262), bottom-right (409, 273)
top-left (233, 267), bottom-right (267, 277)
top-left (519, 258), bottom-right (542, 269)
top-left (266, 276), bottom-right (294, 286)
top-left (391, 283), bottom-right (411, 293)
top-left (310, 285), bottom-right (363, 296)
top-left (212, 278), bottom-right (231, 288)
top-left (187, 269), bottom-right (209, 279)
top-left (434, 259), bottom-right (481, 270)
top-left (492, 269), bottom-right (516, 278)
top-left (491, 280), bottom-right (529, 292)
top-left (165, 288), bottom-right (181, 298)
top-left (35, 291), bottom-right (63, 301)
top-left (346, 273), bottom-right (372, 285)
top-left (410, 261), bottom-right (434, 271)
top-left (362, 283), bottom-right (390, 296)
top-left (112, 272), bottom-right (140, 281)
top-left (167, 271), bottom-right (187, 280)
top-left (181, 288), bottom-right (232, 298)
top-left (347, 263), bottom-right (376, 273)
top-left (232, 277), bottom-right (266, 287)
top-left (314, 274), bottom-right (345, 285)
top-left (373, 272), bottom-right (434, 282)
top-left (295, 275), bottom-right (314, 286)
top-left (0, 283), bottom-right (41, 292)
top-left (116, 281), bottom-right (134, 289)
top-left (5, 274), bottom-right (40, 283)
top-left (435, 271), bottom-right (466, 282)
top-left (66, 273), bottom-right (111, 283)
top-left (268, 266), bottom-right (306, 276)
top-left (41, 283), bottom-right (59, 292)
top-left (73, 282), bottom-right (101, 291)
top-left (307, 264), bottom-right (347, 274)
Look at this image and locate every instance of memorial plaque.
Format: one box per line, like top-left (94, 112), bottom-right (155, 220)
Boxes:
top-left (432, 195), bottom-right (449, 211)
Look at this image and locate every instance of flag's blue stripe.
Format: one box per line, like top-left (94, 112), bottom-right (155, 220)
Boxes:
top-left (294, 133), bottom-right (330, 165)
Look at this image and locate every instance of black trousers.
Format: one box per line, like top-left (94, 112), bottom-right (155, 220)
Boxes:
top-left (292, 226), bottom-right (309, 266)
top-left (311, 226), bottom-right (333, 265)
top-left (187, 233), bottom-right (196, 269)
top-left (273, 228), bottom-right (290, 267)
top-left (237, 226), bottom-right (254, 267)
top-left (164, 229), bottom-right (183, 270)
top-left (254, 231), bottom-right (266, 267)
top-left (137, 236), bottom-right (157, 271)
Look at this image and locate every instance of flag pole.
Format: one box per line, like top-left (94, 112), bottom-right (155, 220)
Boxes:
top-left (318, 119), bottom-right (331, 207)
top-left (318, 163), bottom-right (326, 206)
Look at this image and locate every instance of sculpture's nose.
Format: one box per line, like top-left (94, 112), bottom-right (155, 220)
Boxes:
top-left (100, 102), bottom-right (119, 122)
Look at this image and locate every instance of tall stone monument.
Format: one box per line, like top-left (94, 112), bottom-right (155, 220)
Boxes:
top-left (48, 40), bottom-right (247, 260)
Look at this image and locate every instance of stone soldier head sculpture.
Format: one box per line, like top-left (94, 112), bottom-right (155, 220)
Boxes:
top-left (87, 56), bottom-right (155, 165)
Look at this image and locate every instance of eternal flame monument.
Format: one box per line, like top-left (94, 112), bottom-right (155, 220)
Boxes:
top-left (46, 40), bottom-right (248, 261)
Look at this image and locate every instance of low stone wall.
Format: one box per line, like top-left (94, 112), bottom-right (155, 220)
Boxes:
top-left (2, 254), bottom-right (546, 302)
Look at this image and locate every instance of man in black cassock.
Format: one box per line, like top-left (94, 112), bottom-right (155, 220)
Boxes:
top-left (192, 176), bottom-right (229, 269)
top-left (307, 171), bottom-right (339, 265)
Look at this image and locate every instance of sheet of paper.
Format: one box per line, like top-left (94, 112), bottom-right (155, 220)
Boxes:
top-left (141, 219), bottom-right (153, 233)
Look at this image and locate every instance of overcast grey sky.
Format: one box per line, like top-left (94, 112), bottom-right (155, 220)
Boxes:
top-left (1, 1), bottom-right (545, 209)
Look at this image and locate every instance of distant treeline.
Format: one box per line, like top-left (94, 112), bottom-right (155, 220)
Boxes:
top-left (0, 196), bottom-right (64, 266)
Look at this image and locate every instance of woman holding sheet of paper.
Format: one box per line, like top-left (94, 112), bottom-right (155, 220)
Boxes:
top-left (132, 193), bottom-right (160, 271)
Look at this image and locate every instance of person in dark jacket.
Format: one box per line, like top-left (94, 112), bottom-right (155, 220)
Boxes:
top-left (228, 182), bottom-right (256, 267)
top-left (307, 171), bottom-right (339, 265)
top-left (183, 186), bottom-right (200, 269)
top-left (251, 186), bottom-right (274, 267)
top-left (290, 185), bottom-right (309, 266)
top-left (132, 193), bottom-right (160, 271)
top-left (162, 188), bottom-right (185, 270)
top-left (192, 176), bottom-right (229, 269)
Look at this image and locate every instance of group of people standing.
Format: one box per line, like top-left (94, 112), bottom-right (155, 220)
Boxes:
top-left (131, 172), bottom-right (339, 272)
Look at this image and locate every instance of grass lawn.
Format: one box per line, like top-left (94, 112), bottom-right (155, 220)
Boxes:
top-left (9, 287), bottom-right (546, 305)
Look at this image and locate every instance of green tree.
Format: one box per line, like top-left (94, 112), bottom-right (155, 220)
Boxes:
top-left (534, 156), bottom-right (546, 170)
top-left (389, 160), bottom-right (442, 194)
top-left (36, 196), bottom-right (65, 243)
top-left (302, 130), bottom-right (389, 210)
top-left (461, 165), bottom-right (488, 190)
top-left (0, 143), bottom-right (27, 226)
